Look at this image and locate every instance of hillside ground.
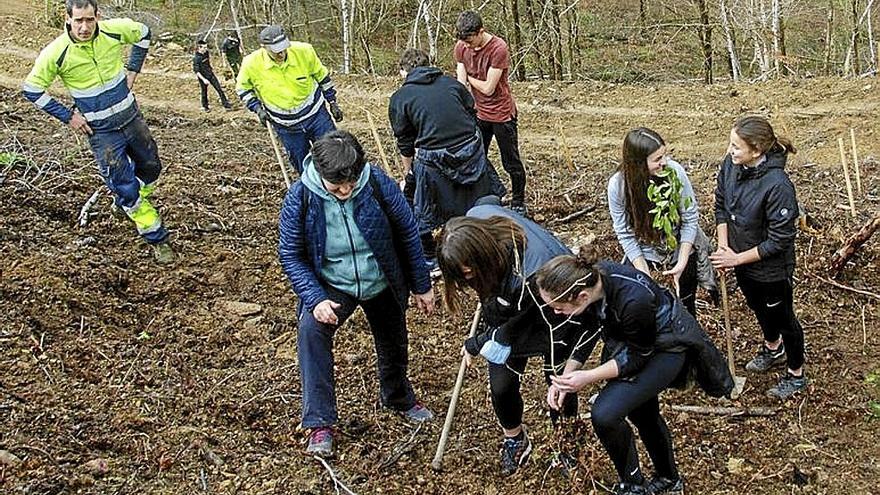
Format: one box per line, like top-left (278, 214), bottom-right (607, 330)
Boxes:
top-left (1, 5), bottom-right (880, 495)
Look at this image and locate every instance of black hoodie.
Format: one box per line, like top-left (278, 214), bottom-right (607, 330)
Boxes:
top-left (714, 149), bottom-right (799, 282)
top-left (388, 66), bottom-right (477, 158)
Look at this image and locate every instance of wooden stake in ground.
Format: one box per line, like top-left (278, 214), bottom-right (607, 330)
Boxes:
top-left (365, 111), bottom-right (393, 175)
top-left (838, 137), bottom-right (857, 217)
top-left (266, 121), bottom-right (291, 188)
top-left (719, 275), bottom-right (746, 399)
top-left (431, 304), bottom-right (482, 471)
top-left (850, 128), bottom-right (862, 195)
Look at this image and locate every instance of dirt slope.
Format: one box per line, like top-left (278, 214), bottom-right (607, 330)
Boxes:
top-left (1, 8), bottom-right (879, 495)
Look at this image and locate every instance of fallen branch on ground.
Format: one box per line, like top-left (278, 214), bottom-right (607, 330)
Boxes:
top-left (549, 205), bottom-right (596, 226)
top-left (829, 214), bottom-right (880, 275)
top-left (669, 405), bottom-right (777, 416)
top-left (818, 275), bottom-right (880, 301)
top-left (313, 455), bottom-right (358, 495)
top-left (376, 422), bottom-right (423, 471)
top-left (78, 187), bottom-right (102, 227)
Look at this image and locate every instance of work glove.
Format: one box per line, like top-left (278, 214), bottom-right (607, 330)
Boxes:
top-left (329, 102), bottom-right (344, 122)
top-left (255, 105), bottom-right (268, 127)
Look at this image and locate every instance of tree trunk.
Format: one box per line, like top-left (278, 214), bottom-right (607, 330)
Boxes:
top-left (824, 1), bottom-right (834, 75)
top-left (340, 0), bottom-right (351, 73)
top-left (229, 0), bottom-right (245, 51)
top-left (868, 0), bottom-right (877, 72)
top-left (694, 0), bottom-right (714, 83)
top-left (421, 0), bottom-right (437, 61)
top-left (720, 0), bottom-right (741, 81)
top-left (550, 0), bottom-right (565, 78)
top-left (639, 0), bottom-right (648, 36)
top-left (510, 0), bottom-right (526, 81)
top-left (298, 0), bottom-right (313, 44)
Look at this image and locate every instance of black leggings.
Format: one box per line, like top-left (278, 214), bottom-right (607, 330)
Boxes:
top-left (489, 356), bottom-right (578, 430)
top-left (646, 251), bottom-right (698, 317)
top-left (591, 351), bottom-right (686, 485)
top-left (736, 275), bottom-right (805, 370)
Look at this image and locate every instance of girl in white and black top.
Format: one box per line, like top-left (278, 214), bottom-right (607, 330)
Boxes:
top-left (710, 115), bottom-right (806, 400)
top-left (607, 128), bottom-right (700, 315)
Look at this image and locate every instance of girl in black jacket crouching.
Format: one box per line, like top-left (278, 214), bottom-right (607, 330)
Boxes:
top-left (537, 246), bottom-right (732, 495)
top-left (710, 115), bottom-right (807, 400)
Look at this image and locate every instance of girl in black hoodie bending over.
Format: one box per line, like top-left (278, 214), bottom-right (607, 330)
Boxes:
top-left (709, 115), bottom-right (807, 400)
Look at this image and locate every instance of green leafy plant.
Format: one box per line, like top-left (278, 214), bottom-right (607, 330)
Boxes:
top-left (868, 370), bottom-right (880, 419)
top-left (647, 166), bottom-right (691, 250)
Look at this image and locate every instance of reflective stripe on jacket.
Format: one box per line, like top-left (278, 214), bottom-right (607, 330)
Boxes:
top-left (22, 18), bottom-right (150, 131)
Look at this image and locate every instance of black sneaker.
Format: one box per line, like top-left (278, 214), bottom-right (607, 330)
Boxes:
top-left (767, 372), bottom-right (808, 400)
top-left (500, 428), bottom-right (532, 476)
top-left (509, 203), bottom-right (528, 216)
top-left (745, 344), bottom-right (786, 372)
top-left (647, 475), bottom-right (684, 494)
top-left (615, 482), bottom-right (648, 495)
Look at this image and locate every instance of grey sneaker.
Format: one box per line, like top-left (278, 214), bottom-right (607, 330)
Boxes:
top-left (402, 402), bottom-right (434, 423)
top-left (745, 344), bottom-right (786, 372)
top-left (306, 427), bottom-right (335, 458)
top-left (500, 428), bottom-right (532, 476)
top-left (767, 372), bottom-right (808, 400)
top-left (151, 242), bottom-right (175, 265)
top-left (647, 475), bottom-right (684, 494)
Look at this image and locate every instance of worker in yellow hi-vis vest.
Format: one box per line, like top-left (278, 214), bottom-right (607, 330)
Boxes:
top-left (23, 0), bottom-right (174, 264)
top-left (236, 25), bottom-right (344, 175)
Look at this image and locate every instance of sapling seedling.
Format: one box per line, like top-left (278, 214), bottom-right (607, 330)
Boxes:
top-left (647, 165), bottom-right (691, 251)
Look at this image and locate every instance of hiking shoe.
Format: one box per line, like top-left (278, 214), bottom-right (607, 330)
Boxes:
top-left (201, 107), bottom-right (210, 112)
top-left (306, 427), bottom-right (335, 458)
top-left (647, 475), bottom-right (684, 494)
top-left (223, 103), bottom-right (233, 111)
top-left (151, 242), bottom-right (175, 265)
top-left (109, 202), bottom-right (127, 221)
top-left (509, 203), bottom-right (528, 216)
top-left (615, 482), bottom-right (649, 495)
top-left (500, 428), bottom-right (533, 476)
top-left (767, 372), bottom-right (808, 400)
top-left (745, 344), bottom-right (786, 372)
top-left (402, 402), bottom-right (434, 423)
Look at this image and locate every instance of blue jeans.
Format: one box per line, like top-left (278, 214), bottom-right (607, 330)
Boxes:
top-left (273, 107), bottom-right (336, 174)
top-left (297, 286), bottom-right (416, 428)
top-left (88, 114), bottom-right (168, 244)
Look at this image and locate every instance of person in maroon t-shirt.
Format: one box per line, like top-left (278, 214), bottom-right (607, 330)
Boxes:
top-left (454, 10), bottom-right (527, 215)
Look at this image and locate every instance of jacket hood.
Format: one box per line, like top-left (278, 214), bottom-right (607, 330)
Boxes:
top-left (301, 155), bottom-right (371, 201)
top-left (404, 66), bottom-right (443, 85)
top-left (737, 149), bottom-right (787, 180)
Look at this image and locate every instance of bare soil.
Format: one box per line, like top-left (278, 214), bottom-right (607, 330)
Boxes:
top-left (2, 8), bottom-right (880, 495)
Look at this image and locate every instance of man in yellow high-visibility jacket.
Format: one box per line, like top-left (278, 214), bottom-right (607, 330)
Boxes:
top-left (22, 0), bottom-right (173, 264)
top-left (237, 25), bottom-right (344, 174)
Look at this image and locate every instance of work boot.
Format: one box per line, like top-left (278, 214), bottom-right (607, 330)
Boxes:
top-left (306, 427), bottom-right (335, 458)
top-left (615, 482), bottom-right (649, 495)
top-left (500, 428), bottom-right (532, 476)
top-left (767, 372), bottom-right (808, 400)
top-left (401, 401), bottom-right (434, 423)
top-left (223, 103), bottom-right (233, 111)
top-left (745, 343), bottom-right (786, 372)
top-left (647, 475), bottom-right (685, 494)
top-left (151, 242), bottom-right (175, 265)
top-left (109, 202), bottom-right (127, 221)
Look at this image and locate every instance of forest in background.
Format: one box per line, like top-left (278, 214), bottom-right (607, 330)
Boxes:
top-left (40, 0), bottom-right (880, 83)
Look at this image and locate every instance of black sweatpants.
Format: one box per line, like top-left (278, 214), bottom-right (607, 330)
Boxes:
top-left (478, 117), bottom-right (526, 206)
top-left (735, 275), bottom-right (806, 370)
top-left (591, 351), bottom-right (686, 485)
top-left (489, 356), bottom-right (578, 430)
top-left (198, 72), bottom-right (229, 110)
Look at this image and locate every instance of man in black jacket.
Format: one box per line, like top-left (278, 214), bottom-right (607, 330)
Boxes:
top-left (220, 33), bottom-right (242, 75)
top-left (193, 39), bottom-right (231, 112)
top-left (388, 48), bottom-right (501, 264)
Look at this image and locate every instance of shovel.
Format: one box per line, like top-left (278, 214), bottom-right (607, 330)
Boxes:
top-left (431, 303), bottom-right (482, 471)
top-left (719, 274), bottom-right (746, 399)
top-left (265, 120), bottom-right (291, 188)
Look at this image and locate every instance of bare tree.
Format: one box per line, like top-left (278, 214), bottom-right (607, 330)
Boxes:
top-left (694, 0), bottom-right (714, 83)
top-left (720, 0), bottom-right (742, 80)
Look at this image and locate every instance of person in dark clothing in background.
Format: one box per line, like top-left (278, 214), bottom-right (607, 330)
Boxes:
top-left (220, 33), bottom-right (242, 75)
top-left (537, 246), bottom-right (732, 495)
top-left (193, 39), bottom-right (231, 112)
top-left (710, 115), bottom-right (807, 400)
top-left (389, 48), bottom-right (502, 265)
top-left (436, 204), bottom-right (590, 476)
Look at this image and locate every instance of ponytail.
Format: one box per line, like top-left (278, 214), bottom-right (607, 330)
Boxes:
top-left (535, 244), bottom-right (602, 302)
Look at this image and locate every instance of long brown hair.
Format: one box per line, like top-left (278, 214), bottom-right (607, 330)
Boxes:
top-left (733, 115), bottom-right (797, 155)
top-left (535, 244), bottom-right (602, 302)
top-left (436, 216), bottom-right (527, 313)
top-left (620, 127), bottom-right (665, 244)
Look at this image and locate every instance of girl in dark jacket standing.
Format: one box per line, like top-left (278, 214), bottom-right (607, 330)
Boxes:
top-left (436, 205), bottom-right (590, 476)
top-left (709, 115), bottom-right (807, 400)
top-left (537, 247), bottom-right (732, 495)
